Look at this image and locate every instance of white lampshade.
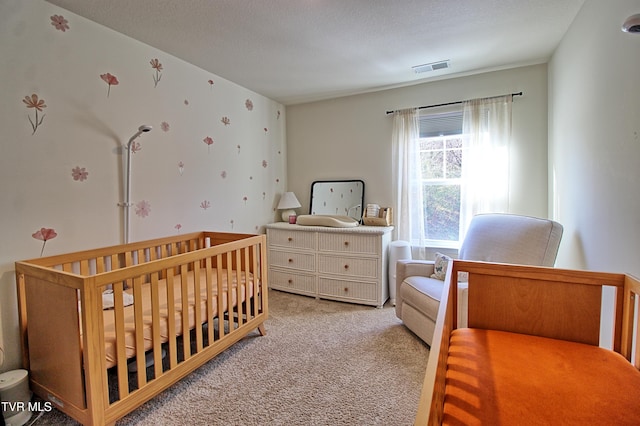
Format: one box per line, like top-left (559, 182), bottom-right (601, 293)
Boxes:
top-left (277, 192), bottom-right (301, 221)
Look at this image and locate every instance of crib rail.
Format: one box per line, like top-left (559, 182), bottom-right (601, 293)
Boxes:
top-left (16, 232), bottom-right (268, 426)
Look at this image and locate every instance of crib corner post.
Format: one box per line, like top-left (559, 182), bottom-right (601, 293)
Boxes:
top-left (79, 278), bottom-right (109, 426)
top-left (15, 270), bottom-right (30, 370)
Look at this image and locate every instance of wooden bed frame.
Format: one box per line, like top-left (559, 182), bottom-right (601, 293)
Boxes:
top-left (415, 260), bottom-right (640, 425)
top-left (15, 231), bottom-right (268, 426)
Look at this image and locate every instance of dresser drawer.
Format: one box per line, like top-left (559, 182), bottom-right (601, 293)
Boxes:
top-left (267, 229), bottom-right (316, 250)
top-left (318, 254), bottom-right (378, 279)
top-left (318, 278), bottom-right (377, 302)
top-left (317, 233), bottom-right (379, 255)
top-left (268, 250), bottom-right (315, 272)
top-left (270, 269), bottom-right (316, 294)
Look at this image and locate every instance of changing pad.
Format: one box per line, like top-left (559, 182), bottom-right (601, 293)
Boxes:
top-left (296, 215), bottom-right (359, 228)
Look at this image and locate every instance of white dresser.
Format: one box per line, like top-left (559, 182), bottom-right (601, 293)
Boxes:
top-left (265, 222), bottom-right (393, 308)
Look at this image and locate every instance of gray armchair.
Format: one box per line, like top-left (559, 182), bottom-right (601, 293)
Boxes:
top-left (395, 213), bottom-right (563, 345)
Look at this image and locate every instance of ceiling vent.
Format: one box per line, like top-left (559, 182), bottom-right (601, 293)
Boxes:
top-left (412, 60), bottom-right (450, 74)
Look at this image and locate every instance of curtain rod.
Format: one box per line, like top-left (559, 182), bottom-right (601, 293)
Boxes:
top-left (385, 91), bottom-right (523, 115)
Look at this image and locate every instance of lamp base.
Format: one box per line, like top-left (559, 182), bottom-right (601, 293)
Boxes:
top-left (281, 209), bottom-right (296, 222)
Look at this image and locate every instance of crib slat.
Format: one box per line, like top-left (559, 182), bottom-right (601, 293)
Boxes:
top-left (165, 268), bottom-right (178, 368)
top-left (252, 244), bottom-right (260, 319)
top-left (205, 256), bottom-right (214, 345)
top-left (242, 246), bottom-right (251, 321)
top-left (132, 276), bottom-right (147, 387)
top-left (193, 261), bottom-right (203, 352)
top-left (234, 249), bottom-right (244, 327)
top-left (216, 254), bottom-right (225, 339)
top-left (113, 281), bottom-right (129, 399)
top-left (180, 264), bottom-right (191, 360)
top-left (226, 251), bottom-right (234, 332)
top-left (150, 273), bottom-right (163, 379)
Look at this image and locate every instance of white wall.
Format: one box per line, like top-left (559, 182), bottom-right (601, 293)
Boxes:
top-left (286, 64), bottom-right (550, 238)
top-left (549, 0), bottom-right (640, 273)
top-left (0, 1), bottom-right (286, 371)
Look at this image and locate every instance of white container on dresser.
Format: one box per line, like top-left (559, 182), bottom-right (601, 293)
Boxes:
top-left (265, 222), bottom-right (394, 308)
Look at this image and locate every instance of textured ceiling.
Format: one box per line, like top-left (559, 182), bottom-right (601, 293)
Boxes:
top-left (45, 0), bottom-right (585, 105)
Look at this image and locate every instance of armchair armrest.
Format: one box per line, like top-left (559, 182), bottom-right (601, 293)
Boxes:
top-left (396, 259), bottom-right (435, 283)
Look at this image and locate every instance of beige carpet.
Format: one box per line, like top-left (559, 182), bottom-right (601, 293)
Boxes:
top-left (31, 289), bottom-right (429, 425)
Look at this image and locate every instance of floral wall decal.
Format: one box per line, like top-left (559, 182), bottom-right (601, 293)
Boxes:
top-left (200, 200), bottom-right (210, 210)
top-left (161, 121), bottom-right (170, 131)
top-left (175, 224), bottom-right (182, 233)
top-left (32, 227), bottom-right (57, 256)
top-left (245, 99), bottom-right (253, 111)
top-left (262, 160), bottom-right (268, 168)
top-left (150, 58), bottom-right (162, 87)
top-left (100, 73), bottom-right (119, 97)
top-left (221, 116), bottom-right (230, 126)
top-left (71, 166), bottom-right (88, 181)
top-left (130, 141), bottom-right (142, 153)
top-left (135, 200), bottom-right (151, 218)
top-left (208, 79), bottom-right (214, 90)
top-left (23, 94), bottom-right (46, 135)
top-left (184, 99), bottom-right (189, 105)
top-left (178, 161), bottom-right (184, 175)
top-left (50, 15), bottom-right (69, 32)
top-left (203, 136), bottom-right (214, 152)
top-left (221, 171), bottom-right (227, 179)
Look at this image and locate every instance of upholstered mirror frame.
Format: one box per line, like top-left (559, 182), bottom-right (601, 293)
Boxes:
top-left (309, 179), bottom-right (365, 220)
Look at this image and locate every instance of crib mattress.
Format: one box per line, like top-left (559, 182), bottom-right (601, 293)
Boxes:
top-left (98, 268), bottom-right (255, 369)
top-left (443, 328), bottom-right (640, 425)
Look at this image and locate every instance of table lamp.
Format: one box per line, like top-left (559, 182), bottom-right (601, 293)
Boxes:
top-left (277, 192), bottom-right (301, 221)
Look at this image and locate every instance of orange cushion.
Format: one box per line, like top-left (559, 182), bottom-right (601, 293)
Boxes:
top-left (443, 328), bottom-right (640, 425)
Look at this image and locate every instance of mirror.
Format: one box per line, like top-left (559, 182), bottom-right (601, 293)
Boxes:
top-left (309, 180), bottom-right (365, 220)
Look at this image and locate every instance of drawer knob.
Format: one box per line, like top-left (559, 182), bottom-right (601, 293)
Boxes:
top-left (344, 241), bottom-right (349, 246)
top-left (344, 287), bottom-right (349, 293)
top-left (288, 258), bottom-right (293, 263)
top-left (288, 237), bottom-right (293, 242)
top-left (344, 264), bottom-right (349, 270)
top-left (288, 279), bottom-right (293, 284)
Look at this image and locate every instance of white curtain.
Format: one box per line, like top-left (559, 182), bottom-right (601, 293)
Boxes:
top-left (460, 95), bottom-right (513, 238)
top-left (392, 108), bottom-right (428, 258)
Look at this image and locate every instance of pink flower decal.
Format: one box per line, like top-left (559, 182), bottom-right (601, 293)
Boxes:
top-left (245, 99), bottom-right (254, 111)
top-left (100, 73), bottom-right (119, 97)
top-left (71, 166), bottom-right (88, 181)
top-left (221, 116), bottom-right (230, 126)
top-left (23, 94), bottom-right (46, 135)
top-left (220, 171), bottom-right (227, 179)
top-left (264, 127), bottom-right (268, 134)
top-left (243, 196), bottom-right (248, 204)
top-left (178, 161), bottom-right (184, 175)
top-left (150, 58), bottom-right (163, 87)
top-left (184, 99), bottom-right (189, 105)
top-left (50, 15), bottom-right (69, 32)
top-left (237, 144), bottom-right (241, 154)
top-left (161, 121), bottom-right (170, 131)
top-left (203, 136), bottom-right (214, 153)
top-left (208, 79), bottom-right (214, 90)
top-left (277, 110), bottom-right (281, 119)
top-left (262, 160), bottom-right (268, 168)
top-left (200, 200), bottom-right (211, 210)
top-left (130, 141), bottom-right (142, 153)
top-left (135, 200), bottom-right (151, 218)
top-left (230, 219), bottom-right (234, 229)
top-left (175, 224), bottom-right (182, 233)
top-left (32, 227), bottom-right (58, 256)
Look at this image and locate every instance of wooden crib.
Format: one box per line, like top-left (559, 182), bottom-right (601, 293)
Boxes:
top-left (415, 260), bottom-right (640, 425)
top-left (15, 231), bottom-right (268, 426)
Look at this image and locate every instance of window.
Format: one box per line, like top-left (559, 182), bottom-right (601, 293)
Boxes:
top-left (419, 111), bottom-right (463, 245)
